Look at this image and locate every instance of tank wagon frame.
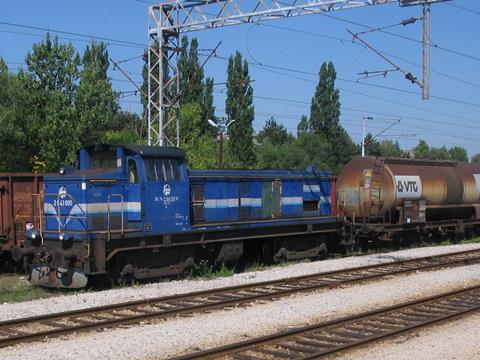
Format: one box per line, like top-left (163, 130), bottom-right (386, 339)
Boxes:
top-left (21, 145), bottom-right (341, 288)
top-left (337, 157), bottom-right (480, 247)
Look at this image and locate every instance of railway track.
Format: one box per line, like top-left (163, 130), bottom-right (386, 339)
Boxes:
top-left (173, 284), bottom-right (480, 359)
top-left (1, 249), bottom-right (480, 348)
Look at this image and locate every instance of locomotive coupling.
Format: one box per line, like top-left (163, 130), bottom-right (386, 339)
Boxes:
top-left (11, 229), bottom-right (44, 263)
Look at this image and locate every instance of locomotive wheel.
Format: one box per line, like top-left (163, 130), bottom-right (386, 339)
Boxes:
top-left (261, 241), bottom-right (274, 265)
top-left (318, 242), bottom-right (328, 260)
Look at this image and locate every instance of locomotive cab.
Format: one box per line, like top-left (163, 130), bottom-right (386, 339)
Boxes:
top-left (29, 144), bottom-right (189, 288)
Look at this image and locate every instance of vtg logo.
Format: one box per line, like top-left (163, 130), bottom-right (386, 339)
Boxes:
top-left (163, 184), bottom-right (171, 196)
top-left (397, 180), bottom-right (418, 193)
top-left (395, 175), bottom-right (422, 199)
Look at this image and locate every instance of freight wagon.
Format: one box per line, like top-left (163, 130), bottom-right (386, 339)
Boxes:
top-left (20, 144), bottom-right (341, 288)
top-left (337, 156), bottom-right (480, 247)
top-left (0, 173), bottom-right (43, 269)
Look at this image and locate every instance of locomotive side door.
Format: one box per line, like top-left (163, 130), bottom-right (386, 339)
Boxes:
top-left (125, 157), bottom-right (142, 222)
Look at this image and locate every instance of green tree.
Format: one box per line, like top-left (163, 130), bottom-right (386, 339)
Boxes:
top-left (111, 111), bottom-right (146, 140)
top-left (414, 140), bottom-right (430, 159)
top-left (471, 154), bottom-right (480, 163)
top-left (257, 117), bottom-right (292, 146)
top-left (26, 33), bottom-right (80, 101)
top-left (256, 132), bottom-right (329, 170)
top-left (25, 34), bottom-right (81, 171)
top-left (0, 60), bottom-right (38, 171)
top-left (105, 129), bottom-right (142, 145)
top-left (38, 91), bottom-right (80, 168)
top-left (309, 61), bottom-right (356, 172)
top-left (178, 37), bottom-right (203, 105)
top-left (178, 102), bottom-right (217, 168)
top-left (179, 102), bottom-right (203, 143)
top-left (297, 115), bottom-right (310, 137)
top-left (429, 146), bottom-right (450, 160)
top-left (309, 62), bottom-right (340, 135)
top-left (225, 51), bottom-right (255, 167)
top-left (82, 41), bottom-right (109, 79)
top-left (363, 133), bottom-right (381, 156)
top-left (178, 36), bottom-right (217, 137)
top-left (201, 77), bottom-right (216, 136)
top-left (378, 140), bottom-right (403, 157)
top-left (75, 41), bottom-right (119, 146)
top-left (448, 146), bottom-right (468, 162)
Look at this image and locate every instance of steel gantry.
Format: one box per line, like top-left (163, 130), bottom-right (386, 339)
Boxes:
top-left (147, 0), bottom-right (448, 146)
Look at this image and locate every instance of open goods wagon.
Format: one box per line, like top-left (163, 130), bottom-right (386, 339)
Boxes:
top-left (0, 173), bottom-right (43, 268)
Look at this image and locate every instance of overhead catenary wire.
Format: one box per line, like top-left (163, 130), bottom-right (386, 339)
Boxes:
top-left (318, 12), bottom-right (480, 63)
top-left (0, 21), bottom-right (147, 48)
top-left (254, 22), bottom-right (480, 90)
top-left (445, 2), bottom-right (480, 16)
top-left (204, 52), bottom-right (480, 122)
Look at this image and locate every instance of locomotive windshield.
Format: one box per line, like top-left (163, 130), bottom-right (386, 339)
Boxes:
top-left (145, 158), bottom-right (182, 181)
top-left (90, 150), bottom-right (117, 169)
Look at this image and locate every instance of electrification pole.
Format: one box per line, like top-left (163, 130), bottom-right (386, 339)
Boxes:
top-left (422, 2), bottom-right (431, 99)
top-left (147, 0), bottom-right (449, 146)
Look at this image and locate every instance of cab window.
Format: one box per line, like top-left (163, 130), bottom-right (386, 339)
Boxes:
top-left (145, 158), bottom-right (181, 181)
top-left (90, 150), bottom-right (116, 169)
top-left (128, 159), bottom-right (138, 183)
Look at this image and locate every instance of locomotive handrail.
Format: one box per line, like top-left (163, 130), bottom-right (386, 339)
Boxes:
top-left (107, 194), bottom-right (125, 241)
top-left (29, 192), bottom-right (88, 238)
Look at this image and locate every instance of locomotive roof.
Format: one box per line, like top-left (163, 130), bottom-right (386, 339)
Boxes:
top-left (81, 144), bottom-right (186, 159)
top-left (190, 168), bottom-right (332, 179)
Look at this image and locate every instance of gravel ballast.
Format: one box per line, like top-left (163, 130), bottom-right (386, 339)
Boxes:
top-left (0, 243), bottom-right (480, 359)
top-left (2, 242), bottom-right (480, 321)
top-left (332, 312), bottom-right (480, 360)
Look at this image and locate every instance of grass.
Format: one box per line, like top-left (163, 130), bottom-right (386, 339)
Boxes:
top-left (244, 259), bottom-right (309, 273)
top-left (186, 260), bottom-right (236, 280)
top-left (0, 274), bottom-right (53, 303)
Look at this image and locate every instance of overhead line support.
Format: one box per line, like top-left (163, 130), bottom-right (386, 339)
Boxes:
top-left (147, 0), bottom-right (447, 146)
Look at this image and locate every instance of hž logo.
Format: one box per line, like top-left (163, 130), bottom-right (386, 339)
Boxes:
top-left (58, 186), bottom-right (67, 198)
top-left (163, 184), bottom-right (171, 196)
top-left (54, 186), bottom-right (73, 207)
top-left (395, 176), bottom-right (422, 199)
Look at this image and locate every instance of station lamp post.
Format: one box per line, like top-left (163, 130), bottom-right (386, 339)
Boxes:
top-left (208, 118), bottom-right (236, 168)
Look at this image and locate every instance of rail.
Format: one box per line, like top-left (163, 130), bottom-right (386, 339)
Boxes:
top-left (1, 248), bottom-right (480, 348)
top-left (174, 285), bottom-right (480, 359)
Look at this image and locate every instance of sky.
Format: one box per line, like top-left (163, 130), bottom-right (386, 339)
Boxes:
top-left (1, 0), bottom-right (479, 157)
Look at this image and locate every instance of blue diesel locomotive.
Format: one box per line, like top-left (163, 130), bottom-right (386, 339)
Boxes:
top-left (21, 144), bottom-right (341, 288)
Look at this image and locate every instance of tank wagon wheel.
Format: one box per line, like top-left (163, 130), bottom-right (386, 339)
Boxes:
top-left (391, 235), bottom-right (403, 250)
top-left (475, 226), bottom-right (480, 237)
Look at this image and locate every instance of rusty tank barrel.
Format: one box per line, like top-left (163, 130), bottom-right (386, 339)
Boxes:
top-left (337, 156), bottom-right (480, 221)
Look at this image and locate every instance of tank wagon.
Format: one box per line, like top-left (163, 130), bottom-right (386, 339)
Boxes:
top-left (337, 156), bottom-right (480, 246)
top-left (20, 144), bottom-right (341, 288)
top-left (0, 173), bottom-right (44, 269)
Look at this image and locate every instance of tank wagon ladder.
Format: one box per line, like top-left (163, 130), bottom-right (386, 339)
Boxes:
top-left (369, 157), bottom-right (385, 219)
